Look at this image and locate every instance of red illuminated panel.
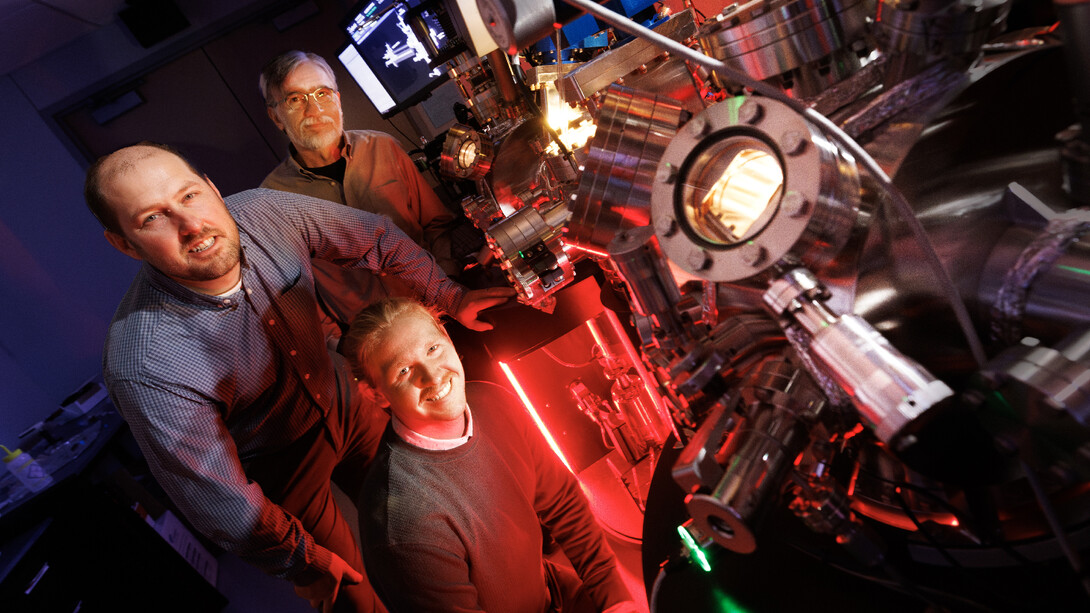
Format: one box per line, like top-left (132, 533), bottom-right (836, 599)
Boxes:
top-left (498, 360), bottom-right (575, 474)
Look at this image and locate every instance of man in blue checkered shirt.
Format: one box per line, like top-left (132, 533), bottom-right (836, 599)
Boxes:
top-left (84, 142), bottom-right (513, 613)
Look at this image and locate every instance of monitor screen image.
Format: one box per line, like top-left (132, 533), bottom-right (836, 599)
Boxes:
top-left (339, 0), bottom-right (451, 118)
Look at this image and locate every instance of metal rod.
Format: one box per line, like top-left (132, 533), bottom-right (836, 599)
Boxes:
top-left (1020, 458), bottom-right (1090, 597)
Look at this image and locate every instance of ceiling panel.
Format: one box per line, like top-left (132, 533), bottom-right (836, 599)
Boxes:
top-left (0, 0), bottom-right (127, 76)
top-left (38, 0), bottom-right (125, 25)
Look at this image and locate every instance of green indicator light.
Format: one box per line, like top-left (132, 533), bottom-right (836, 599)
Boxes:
top-left (1056, 265), bottom-right (1090, 278)
top-left (989, 390), bottom-right (1016, 418)
top-left (677, 524), bottom-right (712, 572)
top-left (711, 586), bottom-right (753, 613)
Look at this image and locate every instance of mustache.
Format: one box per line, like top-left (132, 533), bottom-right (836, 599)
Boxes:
top-left (184, 228), bottom-right (221, 250)
top-left (300, 115), bottom-right (336, 128)
top-left (423, 375), bottom-right (453, 399)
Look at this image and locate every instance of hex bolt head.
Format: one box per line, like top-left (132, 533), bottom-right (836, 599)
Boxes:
top-left (688, 248), bottom-right (711, 271)
top-left (657, 163), bottom-right (678, 184)
top-left (689, 117), bottom-right (709, 136)
top-left (782, 130), bottom-right (808, 156)
top-left (739, 100), bottom-right (763, 124)
top-left (781, 192), bottom-right (810, 217)
top-left (656, 215), bottom-right (679, 237)
top-left (740, 243), bottom-right (767, 267)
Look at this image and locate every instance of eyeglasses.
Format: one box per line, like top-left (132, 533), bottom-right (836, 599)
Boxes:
top-left (270, 87), bottom-right (338, 112)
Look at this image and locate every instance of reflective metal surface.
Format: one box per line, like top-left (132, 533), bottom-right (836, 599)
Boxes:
top-left (558, 10), bottom-right (698, 104)
top-left (568, 85), bottom-right (686, 255)
top-left (876, 0), bottom-right (1009, 81)
top-left (487, 199), bottom-right (575, 307)
top-left (651, 95), bottom-right (862, 282)
top-left (440, 123), bottom-right (494, 180)
top-left (698, 0), bottom-right (873, 97)
top-left (445, 1), bottom-right (1090, 608)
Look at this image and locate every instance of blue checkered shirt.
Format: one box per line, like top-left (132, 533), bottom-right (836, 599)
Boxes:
top-left (103, 188), bottom-right (466, 581)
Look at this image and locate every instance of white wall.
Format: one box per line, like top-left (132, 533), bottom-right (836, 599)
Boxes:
top-left (0, 74), bottom-right (138, 447)
top-left (0, 0), bottom-right (283, 450)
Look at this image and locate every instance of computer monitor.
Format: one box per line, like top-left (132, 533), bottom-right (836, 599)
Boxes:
top-left (338, 0), bottom-right (456, 118)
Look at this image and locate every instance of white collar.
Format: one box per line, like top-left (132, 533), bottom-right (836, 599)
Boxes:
top-left (392, 406), bottom-right (474, 450)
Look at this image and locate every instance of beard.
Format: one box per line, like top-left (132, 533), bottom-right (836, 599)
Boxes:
top-left (178, 230), bottom-right (242, 283)
top-left (140, 221), bottom-right (243, 289)
top-left (286, 109), bottom-right (343, 153)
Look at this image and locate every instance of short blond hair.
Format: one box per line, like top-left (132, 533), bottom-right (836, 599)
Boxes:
top-left (343, 298), bottom-right (444, 386)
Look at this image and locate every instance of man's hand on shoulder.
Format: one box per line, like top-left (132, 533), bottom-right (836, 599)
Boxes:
top-left (453, 287), bottom-right (517, 331)
top-left (294, 552), bottom-right (363, 613)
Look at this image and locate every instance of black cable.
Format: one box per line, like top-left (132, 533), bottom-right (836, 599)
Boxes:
top-left (855, 466), bottom-right (1035, 566)
top-left (510, 72), bottom-right (580, 176)
top-left (648, 564), bottom-right (668, 613)
top-left (788, 542), bottom-right (998, 612)
top-left (1020, 458), bottom-right (1090, 598)
top-left (648, 556), bottom-right (688, 613)
top-left (596, 423), bottom-right (614, 451)
top-left (541, 346), bottom-right (597, 369)
top-left (598, 518), bottom-right (642, 546)
top-left (891, 488), bottom-right (962, 569)
top-left (385, 115), bottom-right (420, 149)
top-left (854, 466), bottom-right (973, 531)
top-left (684, 1), bottom-right (706, 22)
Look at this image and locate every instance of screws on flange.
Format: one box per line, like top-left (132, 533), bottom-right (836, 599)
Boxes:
top-left (688, 248), bottom-right (711, 271)
top-left (656, 216), bottom-right (679, 237)
top-left (739, 100), bottom-right (763, 124)
top-left (657, 163), bottom-right (678, 184)
top-left (740, 243), bottom-right (767, 267)
top-left (782, 130), bottom-right (808, 155)
top-left (781, 192), bottom-right (810, 217)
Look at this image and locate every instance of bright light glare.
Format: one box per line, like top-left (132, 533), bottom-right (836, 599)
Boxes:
top-left (498, 361), bottom-right (575, 473)
top-left (457, 140), bottom-right (478, 168)
top-left (677, 524), bottom-right (713, 572)
top-left (688, 147), bottom-right (783, 244)
top-left (542, 81), bottom-right (596, 154)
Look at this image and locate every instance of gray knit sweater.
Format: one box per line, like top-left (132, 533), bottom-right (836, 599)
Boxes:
top-left (358, 381), bottom-right (630, 612)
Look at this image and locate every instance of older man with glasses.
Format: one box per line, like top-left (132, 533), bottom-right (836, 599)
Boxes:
top-left (259, 50), bottom-right (458, 347)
